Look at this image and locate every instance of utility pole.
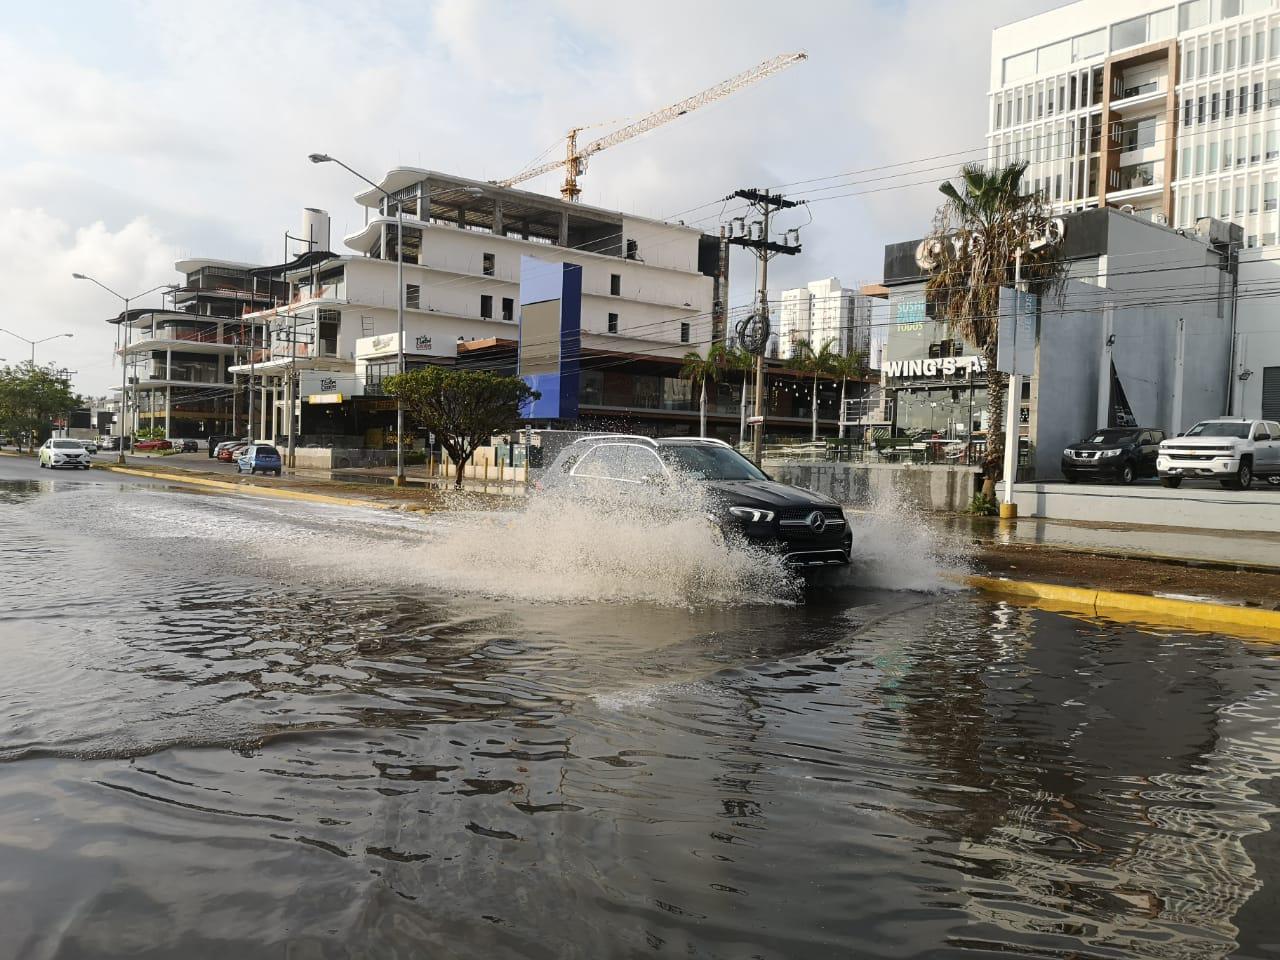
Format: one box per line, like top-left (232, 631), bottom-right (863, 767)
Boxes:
top-left (726, 188), bottom-right (803, 465)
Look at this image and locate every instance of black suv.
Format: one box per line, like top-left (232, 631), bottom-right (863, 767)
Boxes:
top-left (544, 436), bottom-right (852, 568)
top-left (1061, 427), bottom-right (1165, 484)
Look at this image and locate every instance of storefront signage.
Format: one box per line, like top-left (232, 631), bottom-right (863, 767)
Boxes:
top-left (319, 377), bottom-right (337, 391)
top-left (414, 335), bottom-right (432, 351)
top-left (307, 393), bottom-right (344, 404)
top-left (882, 356), bottom-right (986, 378)
top-left (914, 218), bottom-right (1065, 270)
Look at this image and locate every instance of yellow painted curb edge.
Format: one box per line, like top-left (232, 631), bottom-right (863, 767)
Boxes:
top-left (965, 574), bottom-right (1280, 635)
top-left (95, 465), bottom-right (392, 510)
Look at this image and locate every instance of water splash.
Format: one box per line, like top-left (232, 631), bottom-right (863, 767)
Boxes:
top-left (843, 487), bottom-right (972, 593)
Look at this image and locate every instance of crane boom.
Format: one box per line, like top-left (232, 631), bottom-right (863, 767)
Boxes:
top-left (497, 52), bottom-right (807, 202)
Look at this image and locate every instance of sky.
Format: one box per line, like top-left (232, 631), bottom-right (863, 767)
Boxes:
top-left (0, 0), bottom-right (1060, 394)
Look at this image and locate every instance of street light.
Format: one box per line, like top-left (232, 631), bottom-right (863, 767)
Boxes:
top-left (0, 329), bottom-right (73, 364)
top-left (72, 274), bottom-right (175, 465)
top-left (310, 151), bottom-right (408, 485)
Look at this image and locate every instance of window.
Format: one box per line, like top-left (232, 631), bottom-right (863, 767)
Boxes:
top-left (573, 444), bottom-right (665, 484)
top-left (1199, 95), bottom-right (1206, 123)
top-left (1271, 78), bottom-right (1280, 105)
top-left (1182, 148), bottom-right (1193, 177)
top-left (610, 274), bottom-right (621, 296)
top-left (1179, 0), bottom-right (1208, 32)
top-left (1227, 37), bottom-right (1237, 70)
top-left (1186, 47), bottom-right (1197, 79)
top-left (501, 297), bottom-right (514, 323)
top-left (1250, 182), bottom-right (1260, 212)
top-left (1256, 81), bottom-right (1264, 110)
top-left (1195, 143), bottom-right (1205, 174)
top-left (1240, 86), bottom-right (1249, 114)
top-left (1212, 91), bottom-right (1220, 120)
top-left (1210, 140), bottom-right (1219, 171)
top-left (680, 322), bottom-right (690, 344)
top-left (1112, 14), bottom-right (1148, 48)
top-left (1269, 128), bottom-right (1279, 158)
top-left (1185, 97), bottom-right (1195, 125)
top-left (1221, 186), bottom-right (1231, 213)
top-left (405, 283), bottom-right (420, 310)
top-left (1236, 185), bottom-right (1245, 214)
top-left (1273, 26), bottom-right (1280, 59)
top-left (1213, 41), bottom-right (1223, 73)
top-left (1266, 180), bottom-right (1278, 210)
top-left (1226, 87), bottom-right (1235, 117)
top-left (1239, 134), bottom-right (1248, 164)
top-left (1243, 35), bottom-right (1252, 66)
top-left (607, 312), bottom-right (618, 334)
top-left (1003, 50), bottom-right (1036, 83)
top-left (1253, 131), bottom-right (1262, 160)
top-left (482, 252), bottom-right (495, 276)
top-left (1223, 0), bottom-right (1241, 15)
top-left (1257, 31), bottom-right (1266, 62)
top-left (480, 294), bottom-right (493, 319)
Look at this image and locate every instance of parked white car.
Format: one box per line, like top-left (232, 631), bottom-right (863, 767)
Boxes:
top-left (1157, 418), bottom-right (1280, 489)
top-left (38, 438), bottom-right (92, 470)
top-left (79, 439), bottom-right (97, 454)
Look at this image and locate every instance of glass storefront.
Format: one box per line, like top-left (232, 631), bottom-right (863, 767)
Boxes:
top-left (895, 384), bottom-right (989, 439)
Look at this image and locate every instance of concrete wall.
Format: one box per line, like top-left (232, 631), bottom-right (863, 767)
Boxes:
top-left (1234, 248), bottom-right (1280, 419)
top-left (767, 462), bottom-right (980, 512)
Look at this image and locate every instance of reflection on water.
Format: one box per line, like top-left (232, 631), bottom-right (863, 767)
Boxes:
top-left (1, 479), bottom-right (1279, 959)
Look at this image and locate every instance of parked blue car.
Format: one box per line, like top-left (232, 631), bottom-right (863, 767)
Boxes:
top-left (236, 444), bottom-right (282, 476)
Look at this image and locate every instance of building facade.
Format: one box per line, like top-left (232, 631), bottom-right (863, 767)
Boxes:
top-left (775, 277), bottom-right (873, 361)
top-left (879, 208), bottom-right (1237, 478)
top-left (990, 0), bottom-right (1280, 243)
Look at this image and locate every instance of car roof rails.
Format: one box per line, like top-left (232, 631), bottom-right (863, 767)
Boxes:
top-left (657, 436), bottom-right (734, 448)
top-left (567, 434), bottom-right (658, 447)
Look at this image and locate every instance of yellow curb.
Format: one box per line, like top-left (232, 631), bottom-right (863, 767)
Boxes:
top-left (95, 465), bottom-right (393, 510)
top-left (965, 574), bottom-right (1280, 637)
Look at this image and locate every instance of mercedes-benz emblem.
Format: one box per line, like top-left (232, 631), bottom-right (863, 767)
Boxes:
top-left (806, 510), bottom-right (826, 533)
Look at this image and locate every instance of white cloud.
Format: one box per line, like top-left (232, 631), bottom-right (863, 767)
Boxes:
top-left (0, 0), bottom-right (1061, 393)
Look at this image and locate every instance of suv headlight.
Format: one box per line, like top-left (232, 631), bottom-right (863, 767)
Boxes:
top-left (729, 506), bottom-right (775, 523)
top-left (1099, 448), bottom-right (1122, 458)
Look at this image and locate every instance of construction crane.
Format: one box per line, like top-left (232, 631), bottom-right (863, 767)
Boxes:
top-left (496, 52), bottom-right (807, 203)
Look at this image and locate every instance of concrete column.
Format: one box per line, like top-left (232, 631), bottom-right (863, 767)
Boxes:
top-left (259, 386), bottom-right (268, 440)
top-left (558, 212), bottom-right (569, 247)
top-left (1097, 306), bottom-right (1114, 429)
top-left (1171, 317), bottom-right (1186, 434)
top-left (493, 199), bottom-right (504, 237)
top-left (165, 348), bottom-right (172, 438)
top-left (165, 385), bottom-right (171, 439)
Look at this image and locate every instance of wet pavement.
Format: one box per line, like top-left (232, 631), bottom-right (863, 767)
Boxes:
top-left (3, 459), bottom-right (1280, 959)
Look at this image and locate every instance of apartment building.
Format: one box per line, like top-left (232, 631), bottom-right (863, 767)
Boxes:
top-left (990, 0), bottom-right (1280, 245)
top-left (776, 277), bottom-right (872, 361)
top-left (236, 169), bottom-right (727, 442)
top-left (113, 259), bottom-right (286, 439)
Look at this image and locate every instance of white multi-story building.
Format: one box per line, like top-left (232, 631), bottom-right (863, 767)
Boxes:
top-left (990, 0), bottom-right (1280, 245)
top-left (236, 169), bottom-right (725, 441)
top-left (775, 277), bottom-right (872, 361)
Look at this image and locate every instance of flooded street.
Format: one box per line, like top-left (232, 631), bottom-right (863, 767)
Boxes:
top-left (3, 462), bottom-right (1280, 959)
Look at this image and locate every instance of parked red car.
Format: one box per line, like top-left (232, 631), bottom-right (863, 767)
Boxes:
top-left (216, 442), bottom-right (249, 462)
top-left (134, 439), bottom-right (173, 452)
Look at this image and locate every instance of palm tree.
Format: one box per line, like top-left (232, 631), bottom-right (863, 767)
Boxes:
top-left (795, 338), bottom-right (837, 442)
top-left (723, 343), bottom-right (756, 446)
top-left (828, 349), bottom-right (868, 439)
top-left (680, 343), bottom-right (726, 438)
top-left (924, 161), bottom-right (1064, 496)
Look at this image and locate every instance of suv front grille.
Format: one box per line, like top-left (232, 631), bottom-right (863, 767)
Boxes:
top-left (776, 506), bottom-right (843, 522)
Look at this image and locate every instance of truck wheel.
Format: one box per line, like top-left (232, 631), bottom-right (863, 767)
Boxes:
top-left (1119, 462), bottom-right (1136, 484)
top-left (1235, 460), bottom-right (1254, 490)
top-left (1160, 476), bottom-right (1182, 488)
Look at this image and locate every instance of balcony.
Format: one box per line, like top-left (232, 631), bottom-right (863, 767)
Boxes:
top-left (1108, 161), bottom-right (1162, 200)
top-left (1109, 78), bottom-right (1166, 116)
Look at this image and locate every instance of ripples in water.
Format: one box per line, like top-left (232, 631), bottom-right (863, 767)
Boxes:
top-left (1, 479), bottom-right (1279, 959)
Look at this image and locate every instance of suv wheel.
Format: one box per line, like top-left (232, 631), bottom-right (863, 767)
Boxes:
top-left (1160, 476), bottom-right (1182, 488)
top-left (1119, 462), bottom-right (1136, 484)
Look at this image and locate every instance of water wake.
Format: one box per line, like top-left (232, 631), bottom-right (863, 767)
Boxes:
top-left (843, 488), bottom-right (971, 593)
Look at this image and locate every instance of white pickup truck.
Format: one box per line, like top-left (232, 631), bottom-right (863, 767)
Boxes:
top-left (1157, 418), bottom-right (1280, 489)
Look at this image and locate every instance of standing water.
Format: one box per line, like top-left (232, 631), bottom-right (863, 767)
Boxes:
top-left (2, 471), bottom-right (1279, 959)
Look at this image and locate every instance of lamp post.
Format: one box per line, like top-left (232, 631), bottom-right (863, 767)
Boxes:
top-left (0, 329), bottom-right (73, 365)
top-left (72, 275), bottom-right (174, 465)
top-left (309, 152), bottom-right (407, 485)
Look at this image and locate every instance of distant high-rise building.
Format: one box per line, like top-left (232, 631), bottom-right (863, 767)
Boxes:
top-left (989, 0), bottom-right (1280, 246)
top-left (775, 277), bottom-right (872, 360)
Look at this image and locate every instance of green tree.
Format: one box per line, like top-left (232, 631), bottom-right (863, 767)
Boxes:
top-left (383, 367), bottom-right (538, 488)
top-left (0, 363), bottom-right (78, 452)
top-left (828, 349), bottom-right (869, 439)
top-left (924, 161), bottom-right (1065, 495)
top-left (794, 338), bottom-right (837, 442)
top-left (679, 343), bottom-right (726, 438)
top-left (723, 343), bottom-right (756, 446)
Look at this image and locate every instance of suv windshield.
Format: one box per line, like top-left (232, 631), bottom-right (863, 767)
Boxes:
top-left (1085, 430), bottom-right (1139, 444)
top-left (658, 444), bottom-right (767, 481)
top-left (1185, 421), bottom-right (1251, 438)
